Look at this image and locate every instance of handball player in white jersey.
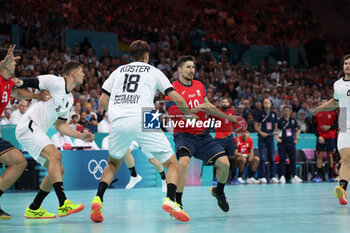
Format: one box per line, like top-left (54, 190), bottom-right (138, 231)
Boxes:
top-left (311, 54), bottom-right (350, 206)
top-left (90, 40), bottom-right (195, 223)
top-left (15, 61), bottom-right (94, 219)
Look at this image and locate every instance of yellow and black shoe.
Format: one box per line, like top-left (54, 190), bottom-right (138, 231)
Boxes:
top-left (24, 207), bottom-right (56, 219)
top-left (90, 196), bottom-right (104, 223)
top-left (334, 185), bottom-right (348, 205)
top-left (0, 208), bottom-right (11, 220)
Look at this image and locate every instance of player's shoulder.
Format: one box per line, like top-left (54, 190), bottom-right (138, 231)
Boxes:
top-left (247, 137), bottom-right (253, 143)
top-left (334, 77), bottom-right (345, 87)
top-left (192, 79), bottom-right (204, 88)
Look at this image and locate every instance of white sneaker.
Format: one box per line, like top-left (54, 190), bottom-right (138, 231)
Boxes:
top-left (247, 177), bottom-right (259, 184)
top-left (271, 177), bottom-right (279, 184)
top-left (279, 176), bottom-right (286, 184)
top-left (161, 179), bottom-right (167, 193)
top-left (259, 178), bottom-right (267, 184)
top-left (237, 177), bottom-right (245, 184)
top-left (292, 175), bottom-right (303, 183)
top-left (125, 174), bottom-right (142, 189)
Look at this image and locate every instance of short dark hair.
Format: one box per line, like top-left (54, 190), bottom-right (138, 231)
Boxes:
top-left (130, 40), bottom-right (150, 61)
top-left (282, 105), bottom-right (291, 110)
top-left (0, 48), bottom-right (9, 61)
top-left (176, 55), bottom-right (196, 68)
top-left (62, 61), bottom-right (83, 76)
top-left (344, 54), bottom-right (350, 61)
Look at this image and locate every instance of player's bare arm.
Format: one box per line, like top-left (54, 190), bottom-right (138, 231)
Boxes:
top-left (11, 88), bottom-right (50, 101)
top-left (55, 118), bottom-right (94, 142)
top-left (98, 93), bottom-right (109, 111)
top-left (202, 97), bottom-right (242, 123)
top-left (310, 99), bottom-right (338, 115)
top-left (167, 89), bottom-right (197, 119)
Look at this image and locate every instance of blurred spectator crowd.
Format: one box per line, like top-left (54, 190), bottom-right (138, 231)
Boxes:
top-left (0, 0), bottom-right (347, 135)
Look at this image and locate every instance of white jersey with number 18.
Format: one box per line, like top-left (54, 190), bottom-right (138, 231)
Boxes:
top-left (102, 61), bottom-right (173, 122)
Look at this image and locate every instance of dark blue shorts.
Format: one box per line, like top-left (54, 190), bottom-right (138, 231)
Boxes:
top-left (316, 138), bottom-right (336, 152)
top-left (215, 134), bottom-right (235, 158)
top-left (174, 132), bottom-right (226, 165)
top-left (0, 138), bottom-right (16, 156)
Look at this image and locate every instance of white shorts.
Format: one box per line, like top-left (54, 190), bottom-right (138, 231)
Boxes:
top-left (338, 132), bottom-right (350, 151)
top-left (129, 141), bottom-right (155, 160)
top-left (15, 118), bottom-right (52, 165)
top-left (109, 117), bottom-right (173, 163)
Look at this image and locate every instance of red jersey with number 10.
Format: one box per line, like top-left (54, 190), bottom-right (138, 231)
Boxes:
top-left (214, 108), bottom-right (236, 139)
top-left (234, 136), bottom-right (253, 154)
top-left (165, 79), bottom-right (207, 134)
top-left (0, 75), bottom-right (15, 115)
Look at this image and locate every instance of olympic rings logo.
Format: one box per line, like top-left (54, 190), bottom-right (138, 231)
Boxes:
top-left (88, 159), bottom-right (108, 180)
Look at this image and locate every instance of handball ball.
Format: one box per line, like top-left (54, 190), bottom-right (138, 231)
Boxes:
top-left (232, 118), bottom-right (247, 133)
top-left (62, 143), bottom-right (72, 150)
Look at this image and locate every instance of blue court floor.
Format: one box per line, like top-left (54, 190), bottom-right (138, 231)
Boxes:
top-left (1, 183), bottom-right (350, 233)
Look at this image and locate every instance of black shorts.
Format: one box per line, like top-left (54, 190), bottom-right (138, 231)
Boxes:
top-left (0, 138), bottom-right (16, 156)
top-left (215, 134), bottom-right (235, 158)
top-left (174, 132), bottom-right (226, 165)
top-left (316, 138), bottom-right (336, 152)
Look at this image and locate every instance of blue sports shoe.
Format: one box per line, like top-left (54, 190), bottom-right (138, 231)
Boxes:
top-left (312, 177), bottom-right (322, 183)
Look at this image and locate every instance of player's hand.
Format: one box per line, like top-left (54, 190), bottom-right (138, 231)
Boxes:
top-left (247, 155), bottom-right (253, 163)
top-left (11, 77), bottom-right (23, 87)
top-left (228, 115), bottom-right (242, 124)
top-left (0, 44), bottom-right (21, 67)
top-left (190, 103), bottom-right (208, 114)
top-left (260, 132), bottom-right (268, 137)
top-left (37, 90), bottom-right (51, 101)
top-left (318, 136), bottom-right (325, 144)
top-left (81, 132), bottom-right (94, 142)
top-left (294, 138), bottom-right (298, 144)
top-left (321, 125), bottom-right (331, 132)
top-left (310, 108), bottom-right (319, 115)
top-left (276, 138), bottom-right (282, 143)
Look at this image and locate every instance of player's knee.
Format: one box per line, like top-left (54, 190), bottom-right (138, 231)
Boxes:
top-left (341, 154), bottom-right (350, 165)
top-left (216, 156), bottom-right (230, 169)
top-left (254, 156), bottom-right (260, 163)
top-left (48, 151), bottom-right (62, 164)
top-left (178, 157), bottom-right (190, 170)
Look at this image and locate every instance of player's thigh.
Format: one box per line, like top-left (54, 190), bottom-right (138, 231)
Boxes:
top-left (316, 140), bottom-right (326, 152)
top-left (325, 138), bottom-right (336, 153)
top-left (173, 133), bottom-right (196, 160)
top-left (0, 143), bottom-right (26, 167)
top-left (109, 129), bottom-right (133, 160)
top-left (15, 120), bottom-right (53, 166)
top-left (136, 131), bottom-right (174, 164)
top-left (337, 132), bottom-right (350, 153)
top-left (196, 135), bottom-right (226, 165)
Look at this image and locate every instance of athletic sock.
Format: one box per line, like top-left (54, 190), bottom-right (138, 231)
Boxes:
top-left (166, 183), bottom-right (176, 201)
top-left (175, 192), bottom-right (183, 207)
top-left (340, 180), bottom-right (348, 191)
top-left (29, 189), bottom-right (50, 210)
top-left (129, 167), bottom-right (137, 177)
top-left (159, 171), bottom-right (166, 180)
top-left (249, 170), bottom-right (255, 178)
top-left (317, 168), bottom-right (323, 178)
top-left (216, 182), bottom-right (225, 195)
top-left (328, 167), bottom-right (333, 179)
top-left (96, 181), bottom-right (108, 202)
top-left (53, 182), bottom-right (67, 207)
